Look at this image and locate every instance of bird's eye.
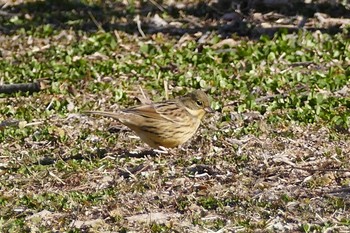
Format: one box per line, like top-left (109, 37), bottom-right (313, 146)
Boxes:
top-left (196, 100), bottom-right (203, 106)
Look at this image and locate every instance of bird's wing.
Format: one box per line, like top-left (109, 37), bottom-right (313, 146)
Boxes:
top-left (124, 102), bottom-right (184, 124)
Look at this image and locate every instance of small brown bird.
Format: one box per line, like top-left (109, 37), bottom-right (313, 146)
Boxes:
top-left (85, 90), bottom-right (213, 148)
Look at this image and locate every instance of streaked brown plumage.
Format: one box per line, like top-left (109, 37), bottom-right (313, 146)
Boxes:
top-left (85, 90), bottom-right (213, 148)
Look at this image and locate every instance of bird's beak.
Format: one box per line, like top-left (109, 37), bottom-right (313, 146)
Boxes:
top-left (204, 107), bottom-right (215, 113)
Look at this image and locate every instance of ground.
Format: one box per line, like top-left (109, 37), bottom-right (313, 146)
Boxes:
top-left (0, 0), bottom-right (350, 232)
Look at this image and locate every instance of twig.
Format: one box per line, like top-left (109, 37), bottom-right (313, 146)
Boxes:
top-left (163, 80), bottom-right (168, 100)
top-left (315, 12), bottom-right (350, 27)
top-left (134, 15), bottom-right (146, 38)
top-left (288, 61), bottom-right (317, 67)
top-left (24, 121), bottom-right (44, 127)
top-left (113, 30), bottom-right (121, 42)
top-left (255, 94), bottom-right (281, 104)
top-left (48, 171), bottom-right (66, 185)
top-left (88, 11), bottom-right (104, 32)
top-left (291, 165), bottom-right (350, 173)
top-left (0, 79), bottom-right (48, 95)
top-left (138, 86), bottom-right (152, 104)
top-left (148, 0), bottom-right (165, 12)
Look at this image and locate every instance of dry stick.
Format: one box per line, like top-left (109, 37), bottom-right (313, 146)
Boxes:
top-left (134, 15), bottom-right (146, 38)
top-left (288, 61), bottom-right (317, 67)
top-left (138, 85), bottom-right (152, 105)
top-left (148, 0), bottom-right (165, 12)
top-left (163, 80), bottom-right (169, 100)
top-left (255, 93), bottom-right (286, 104)
top-left (290, 165), bottom-right (350, 173)
top-left (88, 11), bottom-right (104, 32)
top-left (0, 79), bottom-right (47, 94)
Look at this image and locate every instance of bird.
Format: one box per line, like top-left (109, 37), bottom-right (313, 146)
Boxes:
top-left (84, 90), bottom-right (213, 148)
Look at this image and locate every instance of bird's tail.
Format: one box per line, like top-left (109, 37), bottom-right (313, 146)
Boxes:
top-left (83, 111), bottom-right (120, 119)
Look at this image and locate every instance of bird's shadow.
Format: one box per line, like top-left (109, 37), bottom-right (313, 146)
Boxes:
top-left (117, 148), bottom-right (163, 158)
top-left (37, 148), bottom-right (161, 166)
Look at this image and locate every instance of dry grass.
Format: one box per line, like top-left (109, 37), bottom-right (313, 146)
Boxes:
top-left (1, 0), bottom-right (350, 232)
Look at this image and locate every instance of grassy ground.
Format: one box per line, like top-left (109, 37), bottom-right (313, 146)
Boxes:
top-left (1, 0), bottom-right (350, 232)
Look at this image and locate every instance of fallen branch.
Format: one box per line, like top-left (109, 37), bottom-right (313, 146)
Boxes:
top-left (0, 79), bottom-right (48, 95)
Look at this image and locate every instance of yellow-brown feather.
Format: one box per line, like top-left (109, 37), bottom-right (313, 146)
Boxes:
top-left (84, 90), bottom-right (211, 148)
